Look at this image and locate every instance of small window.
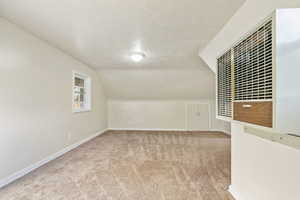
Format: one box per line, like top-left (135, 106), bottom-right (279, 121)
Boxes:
top-left (73, 71), bottom-right (91, 113)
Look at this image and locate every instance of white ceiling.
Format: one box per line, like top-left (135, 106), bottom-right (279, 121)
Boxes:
top-left (0, 0), bottom-right (245, 99)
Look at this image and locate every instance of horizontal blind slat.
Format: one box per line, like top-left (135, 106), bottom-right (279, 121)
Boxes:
top-left (217, 50), bottom-right (232, 117)
top-left (233, 20), bottom-right (273, 101)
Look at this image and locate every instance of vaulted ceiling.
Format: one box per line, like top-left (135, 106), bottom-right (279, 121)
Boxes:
top-left (0, 0), bottom-right (245, 99)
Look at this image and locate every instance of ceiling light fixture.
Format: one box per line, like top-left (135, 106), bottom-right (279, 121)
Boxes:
top-left (131, 52), bottom-right (146, 62)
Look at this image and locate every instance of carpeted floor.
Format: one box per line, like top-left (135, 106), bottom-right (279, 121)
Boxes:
top-left (0, 131), bottom-right (233, 200)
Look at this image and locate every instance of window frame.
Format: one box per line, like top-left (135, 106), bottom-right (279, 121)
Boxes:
top-left (72, 71), bottom-right (92, 113)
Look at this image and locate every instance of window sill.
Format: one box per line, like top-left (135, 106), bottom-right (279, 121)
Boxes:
top-left (73, 109), bottom-right (91, 113)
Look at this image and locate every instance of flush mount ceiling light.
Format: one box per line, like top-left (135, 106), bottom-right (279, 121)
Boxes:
top-left (131, 52), bottom-right (146, 62)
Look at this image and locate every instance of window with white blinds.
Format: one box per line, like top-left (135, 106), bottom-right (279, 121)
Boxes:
top-left (217, 50), bottom-right (232, 117)
top-left (233, 20), bottom-right (273, 101)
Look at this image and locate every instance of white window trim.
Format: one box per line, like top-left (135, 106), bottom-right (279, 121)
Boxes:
top-left (72, 71), bottom-right (92, 113)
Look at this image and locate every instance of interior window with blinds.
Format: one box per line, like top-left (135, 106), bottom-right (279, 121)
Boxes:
top-left (233, 20), bottom-right (273, 101)
top-left (73, 72), bottom-right (91, 112)
top-left (217, 50), bottom-right (232, 117)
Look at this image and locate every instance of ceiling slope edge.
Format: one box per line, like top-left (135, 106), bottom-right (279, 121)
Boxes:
top-left (0, 16), bottom-right (98, 71)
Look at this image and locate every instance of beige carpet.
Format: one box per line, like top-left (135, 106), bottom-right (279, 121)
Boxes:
top-left (0, 131), bottom-right (233, 200)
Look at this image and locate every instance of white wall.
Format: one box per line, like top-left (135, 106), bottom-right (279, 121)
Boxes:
top-left (231, 123), bottom-right (300, 200)
top-left (0, 19), bottom-right (107, 181)
top-left (98, 68), bottom-right (216, 100)
top-left (199, 1), bottom-right (300, 199)
top-left (108, 99), bottom-right (230, 133)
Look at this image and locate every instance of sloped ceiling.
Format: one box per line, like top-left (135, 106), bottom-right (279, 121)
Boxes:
top-left (0, 0), bottom-right (245, 100)
top-left (200, 0), bottom-right (300, 73)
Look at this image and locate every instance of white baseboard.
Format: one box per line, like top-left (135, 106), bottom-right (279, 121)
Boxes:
top-left (108, 128), bottom-right (230, 134)
top-left (0, 129), bottom-right (108, 189)
top-left (229, 185), bottom-right (243, 200)
top-left (108, 128), bottom-right (186, 131)
top-left (210, 129), bottom-right (231, 135)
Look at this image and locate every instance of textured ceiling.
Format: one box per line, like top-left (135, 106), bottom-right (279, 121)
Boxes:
top-left (0, 0), bottom-right (245, 99)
